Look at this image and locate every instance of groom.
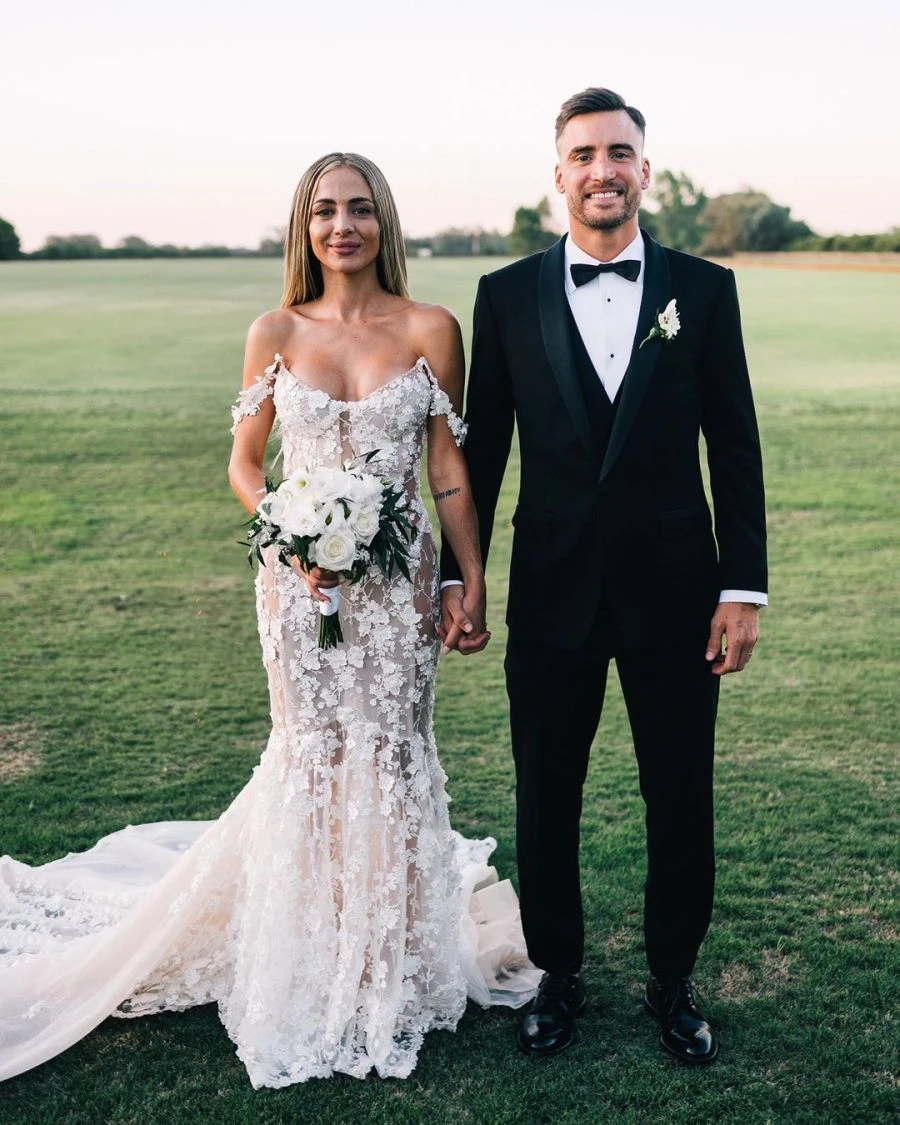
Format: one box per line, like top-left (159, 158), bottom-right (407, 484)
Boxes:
top-left (441, 88), bottom-right (767, 1064)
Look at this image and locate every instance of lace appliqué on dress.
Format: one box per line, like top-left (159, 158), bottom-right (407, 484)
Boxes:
top-left (229, 355), bottom-right (283, 434)
top-left (425, 366), bottom-right (468, 447)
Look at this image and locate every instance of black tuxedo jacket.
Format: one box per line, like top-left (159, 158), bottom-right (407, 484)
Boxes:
top-left (443, 232), bottom-right (767, 648)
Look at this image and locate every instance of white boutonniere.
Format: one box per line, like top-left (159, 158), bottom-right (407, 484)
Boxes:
top-left (639, 298), bottom-right (681, 348)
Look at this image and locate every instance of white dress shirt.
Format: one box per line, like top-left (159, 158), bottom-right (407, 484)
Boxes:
top-left (564, 230), bottom-right (645, 404)
top-left (443, 230), bottom-right (767, 608)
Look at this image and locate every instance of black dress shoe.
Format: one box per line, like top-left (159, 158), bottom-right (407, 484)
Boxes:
top-left (644, 976), bottom-right (719, 1064)
top-left (517, 972), bottom-right (586, 1056)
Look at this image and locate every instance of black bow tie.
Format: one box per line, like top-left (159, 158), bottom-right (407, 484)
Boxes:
top-left (570, 260), bottom-right (641, 286)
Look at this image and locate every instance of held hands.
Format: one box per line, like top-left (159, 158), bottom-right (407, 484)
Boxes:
top-left (439, 584), bottom-right (491, 656)
top-left (291, 558), bottom-right (340, 604)
top-left (706, 602), bottom-right (760, 675)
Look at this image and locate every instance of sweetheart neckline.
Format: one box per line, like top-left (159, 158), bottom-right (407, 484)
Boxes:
top-left (273, 354), bottom-right (430, 405)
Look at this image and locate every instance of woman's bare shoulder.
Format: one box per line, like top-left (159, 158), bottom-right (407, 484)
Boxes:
top-left (404, 301), bottom-right (461, 346)
top-left (402, 302), bottom-right (464, 385)
top-left (246, 307), bottom-right (299, 346)
top-left (406, 300), bottom-right (459, 328)
top-left (241, 309), bottom-right (307, 380)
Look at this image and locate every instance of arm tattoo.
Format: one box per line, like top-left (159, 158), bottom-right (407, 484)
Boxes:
top-left (432, 486), bottom-right (462, 502)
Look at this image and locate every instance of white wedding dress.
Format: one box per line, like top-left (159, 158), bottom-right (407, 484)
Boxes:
top-left (0, 355), bottom-right (540, 1088)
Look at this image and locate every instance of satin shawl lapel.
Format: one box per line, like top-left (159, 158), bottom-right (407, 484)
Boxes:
top-left (599, 232), bottom-right (671, 482)
top-left (537, 237), bottom-right (598, 468)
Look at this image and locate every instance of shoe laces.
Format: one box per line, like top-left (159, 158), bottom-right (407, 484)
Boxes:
top-left (653, 976), bottom-right (701, 1015)
top-left (676, 977), bottom-right (703, 1015)
top-left (538, 973), bottom-right (578, 1002)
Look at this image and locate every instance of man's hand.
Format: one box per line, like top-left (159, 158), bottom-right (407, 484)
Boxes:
top-left (706, 602), bottom-right (759, 675)
top-left (439, 584), bottom-right (491, 655)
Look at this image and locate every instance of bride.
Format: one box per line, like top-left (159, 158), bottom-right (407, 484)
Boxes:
top-left (0, 153), bottom-right (539, 1088)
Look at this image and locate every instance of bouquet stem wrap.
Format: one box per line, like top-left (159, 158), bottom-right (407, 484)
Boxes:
top-left (317, 586), bottom-right (343, 649)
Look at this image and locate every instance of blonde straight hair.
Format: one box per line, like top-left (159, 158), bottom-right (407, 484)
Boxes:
top-left (281, 153), bottom-right (409, 308)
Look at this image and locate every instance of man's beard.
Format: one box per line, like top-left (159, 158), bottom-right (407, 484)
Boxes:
top-left (577, 188), bottom-right (640, 231)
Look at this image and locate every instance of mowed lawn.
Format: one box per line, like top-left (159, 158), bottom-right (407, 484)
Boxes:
top-left (0, 258), bottom-right (897, 1124)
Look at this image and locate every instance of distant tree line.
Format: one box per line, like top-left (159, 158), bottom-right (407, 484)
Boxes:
top-left (406, 175), bottom-right (898, 258)
top-left (640, 171), bottom-right (900, 255)
top-left (0, 226), bottom-right (290, 261)
top-left (788, 231), bottom-right (900, 252)
top-left (404, 227), bottom-right (510, 258)
top-left (403, 199), bottom-right (558, 259)
top-left (1, 178), bottom-right (897, 263)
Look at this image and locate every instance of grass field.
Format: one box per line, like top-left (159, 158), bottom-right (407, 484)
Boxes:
top-left (0, 258), bottom-right (898, 1124)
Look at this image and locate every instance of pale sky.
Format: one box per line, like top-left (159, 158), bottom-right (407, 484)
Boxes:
top-left (3, 0), bottom-right (898, 252)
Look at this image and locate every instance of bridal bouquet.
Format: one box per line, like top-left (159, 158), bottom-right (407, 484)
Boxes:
top-left (245, 452), bottom-right (417, 648)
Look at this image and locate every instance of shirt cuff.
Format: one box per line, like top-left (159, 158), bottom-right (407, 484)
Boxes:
top-left (440, 580), bottom-right (464, 590)
top-left (719, 590), bottom-right (768, 606)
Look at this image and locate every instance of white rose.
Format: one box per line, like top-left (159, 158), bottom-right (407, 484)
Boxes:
top-left (281, 497), bottom-right (326, 538)
top-left (340, 474), bottom-right (369, 503)
top-left (313, 527), bottom-right (357, 571)
top-left (358, 474), bottom-right (384, 503)
top-left (349, 504), bottom-right (380, 546)
top-left (309, 468), bottom-right (346, 503)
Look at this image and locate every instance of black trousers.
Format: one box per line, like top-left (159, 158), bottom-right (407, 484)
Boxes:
top-left (504, 590), bottom-right (720, 981)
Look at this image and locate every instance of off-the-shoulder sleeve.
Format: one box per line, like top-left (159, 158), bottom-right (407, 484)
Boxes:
top-left (229, 354), bottom-right (283, 434)
top-left (424, 360), bottom-right (468, 447)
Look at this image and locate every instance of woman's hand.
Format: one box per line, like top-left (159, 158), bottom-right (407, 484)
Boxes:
top-left (291, 558), bottom-right (340, 604)
top-left (439, 583), bottom-right (490, 655)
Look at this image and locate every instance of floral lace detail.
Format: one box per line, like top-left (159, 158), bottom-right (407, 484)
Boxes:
top-left (229, 355), bottom-right (282, 435)
top-left (0, 357), bottom-right (538, 1090)
top-left (426, 374), bottom-right (468, 446)
top-left (231, 355), bottom-right (466, 446)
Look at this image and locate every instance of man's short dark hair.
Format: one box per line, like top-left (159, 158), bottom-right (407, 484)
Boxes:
top-left (555, 88), bottom-right (646, 141)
